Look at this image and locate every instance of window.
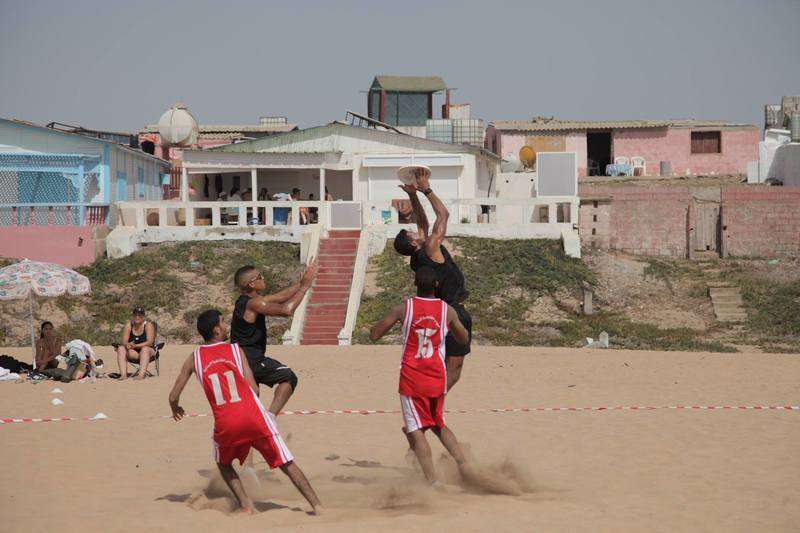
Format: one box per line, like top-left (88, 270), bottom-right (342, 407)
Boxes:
top-left (691, 131), bottom-right (721, 154)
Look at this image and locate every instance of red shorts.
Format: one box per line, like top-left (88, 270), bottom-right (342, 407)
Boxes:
top-left (213, 432), bottom-right (293, 468)
top-left (400, 394), bottom-right (445, 432)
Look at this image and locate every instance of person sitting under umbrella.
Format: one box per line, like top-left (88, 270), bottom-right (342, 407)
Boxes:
top-left (35, 321), bottom-right (62, 371)
top-left (114, 306), bottom-right (156, 380)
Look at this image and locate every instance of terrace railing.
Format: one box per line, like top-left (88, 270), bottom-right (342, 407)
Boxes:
top-left (0, 203), bottom-right (109, 226)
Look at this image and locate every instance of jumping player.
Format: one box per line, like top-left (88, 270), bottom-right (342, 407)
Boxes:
top-left (231, 260), bottom-right (318, 415)
top-left (168, 309), bottom-right (322, 515)
top-left (369, 267), bottom-right (473, 485)
top-left (393, 168), bottom-right (472, 392)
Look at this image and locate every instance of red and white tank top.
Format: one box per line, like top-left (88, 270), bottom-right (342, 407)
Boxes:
top-left (194, 342), bottom-right (276, 445)
top-left (399, 297), bottom-right (449, 397)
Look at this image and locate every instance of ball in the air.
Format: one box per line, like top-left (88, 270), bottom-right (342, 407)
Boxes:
top-left (397, 165), bottom-right (431, 185)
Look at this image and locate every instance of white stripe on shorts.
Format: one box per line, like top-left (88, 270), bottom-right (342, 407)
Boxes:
top-left (400, 395), bottom-right (423, 433)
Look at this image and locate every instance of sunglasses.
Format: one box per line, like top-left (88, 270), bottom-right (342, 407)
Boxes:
top-left (248, 272), bottom-right (264, 285)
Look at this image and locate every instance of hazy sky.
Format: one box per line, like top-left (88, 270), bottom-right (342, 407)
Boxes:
top-left (1, 0), bottom-right (799, 132)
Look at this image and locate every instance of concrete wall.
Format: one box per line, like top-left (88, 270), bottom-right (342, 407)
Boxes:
top-left (613, 127), bottom-right (758, 176)
top-left (580, 186), bottom-right (691, 257)
top-left (0, 225), bottom-right (106, 266)
top-left (721, 186), bottom-right (800, 257)
top-left (767, 143), bottom-right (800, 186)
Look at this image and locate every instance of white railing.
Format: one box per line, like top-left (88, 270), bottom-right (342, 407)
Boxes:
top-left (283, 224), bottom-right (321, 345)
top-left (115, 200), bottom-right (330, 230)
top-left (338, 228), bottom-right (370, 346)
top-left (362, 196), bottom-right (580, 227)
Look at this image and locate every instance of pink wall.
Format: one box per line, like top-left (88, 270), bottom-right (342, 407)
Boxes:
top-left (613, 127), bottom-right (759, 176)
top-left (0, 226), bottom-right (102, 267)
top-left (498, 132), bottom-right (588, 176)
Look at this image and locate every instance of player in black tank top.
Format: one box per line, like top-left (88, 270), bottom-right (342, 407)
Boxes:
top-left (393, 170), bottom-right (473, 392)
top-left (230, 261), bottom-right (318, 416)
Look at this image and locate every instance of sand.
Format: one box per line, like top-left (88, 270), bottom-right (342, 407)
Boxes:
top-left (0, 345), bottom-right (798, 532)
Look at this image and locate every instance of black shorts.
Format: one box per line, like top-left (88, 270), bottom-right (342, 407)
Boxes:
top-left (249, 356), bottom-right (296, 389)
top-left (445, 304), bottom-right (472, 357)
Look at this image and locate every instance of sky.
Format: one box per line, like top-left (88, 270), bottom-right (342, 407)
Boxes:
top-left (1, 0), bottom-right (799, 132)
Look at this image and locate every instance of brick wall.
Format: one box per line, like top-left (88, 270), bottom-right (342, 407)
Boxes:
top-left (580, 186), bottom-right (691, 257)
top-left (721, 186), bottom-right (800, 257)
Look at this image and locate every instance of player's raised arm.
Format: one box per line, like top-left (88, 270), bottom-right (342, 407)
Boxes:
top-left (399, 183), bottom-right (430, 237)
top-left (446, 304), bottom-right (469, 346)
top-left (262, 258), bottom-right (319, 304)
top-left (168, 354), bottom-right (196, 421)
top-left (370, 303), bottom-right (406, 342)
top-left (416, 173), bottom-right (447, 262)
top-left (248, 260), bottom-right (318, 317)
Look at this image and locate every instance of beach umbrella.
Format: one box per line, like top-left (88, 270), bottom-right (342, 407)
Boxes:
top-left (0, 259), bottom-right (91, 368)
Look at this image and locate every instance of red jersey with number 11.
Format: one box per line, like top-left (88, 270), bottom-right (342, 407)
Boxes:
top-left (194, 342), bottom-right (277, 446)
top-left (399, 297), bottom-right (449, 397)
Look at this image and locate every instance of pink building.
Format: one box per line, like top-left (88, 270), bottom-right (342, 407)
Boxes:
top-left (486, 118), bottom-right (759, 178)
top-left (137, 116), bottom-right (298, 161)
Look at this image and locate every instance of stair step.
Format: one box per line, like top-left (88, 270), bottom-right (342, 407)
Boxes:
top-left (300, 340), bottom-right (339, 345)
top-left (327, 230), bottom-right (360, 238)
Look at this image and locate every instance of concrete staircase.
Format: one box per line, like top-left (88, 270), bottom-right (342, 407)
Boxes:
top-left (708, 283), bottom-right (748, 323)
top-left (300, 230), bottom-right (360, 345)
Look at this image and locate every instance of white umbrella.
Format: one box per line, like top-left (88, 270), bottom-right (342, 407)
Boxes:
top-left (0, 259), bottom-right (91, 368)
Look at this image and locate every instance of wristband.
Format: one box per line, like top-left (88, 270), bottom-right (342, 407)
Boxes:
top-left (421, 188), bottom-right (433, 196)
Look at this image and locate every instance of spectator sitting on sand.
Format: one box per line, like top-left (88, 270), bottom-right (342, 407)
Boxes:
top-left (39, 339), bottom-right (99, 383)
top-left (35, 321), bottom-right (62, 371)
top-left (114, 306), bottom-right (156, 380)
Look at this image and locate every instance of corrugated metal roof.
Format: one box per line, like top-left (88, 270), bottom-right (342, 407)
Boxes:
top-left (372, 76), bottom-right (446, 93)
top-left (141, 123), bottom-right (297, 134)
top-left (492, 118), bottom-right (755, 131)
top-left (1, 117), bottom-right (169, 166)
top-left (210, 123), bottom-right (500, 161)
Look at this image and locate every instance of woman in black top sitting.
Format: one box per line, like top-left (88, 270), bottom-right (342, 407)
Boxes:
top-left (115, 306), bottom-right (156, 380)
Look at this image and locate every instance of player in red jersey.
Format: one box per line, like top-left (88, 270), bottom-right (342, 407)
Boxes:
top-left (168, 309), bottom-right (322, 515)
top-left (369, 266), bottom-right (473, 485)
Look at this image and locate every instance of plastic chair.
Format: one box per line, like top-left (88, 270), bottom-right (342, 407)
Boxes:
top-left (613, 156), bottom-right (631, 166)
top-left (631, 156), bottom-right (646, 176)
top-left (111, 321), bottom-right (164, 377)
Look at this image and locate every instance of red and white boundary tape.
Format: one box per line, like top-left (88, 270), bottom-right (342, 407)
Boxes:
top-left (0, 413), bottom-right (108, 425)
top-left (163, 404), bottom-right (800, 420)
top-left (3, 406), bottom-right (798, 425)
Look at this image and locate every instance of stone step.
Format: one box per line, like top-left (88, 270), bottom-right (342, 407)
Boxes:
top-left (300, 339), bottom-right (339, 345)
top-left (327, 230), bottom-right (360, 238)
top-left (711, 296), bottom-right (743, 305)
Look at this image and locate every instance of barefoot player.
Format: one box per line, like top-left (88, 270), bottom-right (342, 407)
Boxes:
top-left (369, 267), bottom-right (473, 485)
top-left (230, 260), bottom-right (318, 416)
top-left (168, 309), bottom-right (323, 515)
top-left (393, 168), bottom-right (471, 392)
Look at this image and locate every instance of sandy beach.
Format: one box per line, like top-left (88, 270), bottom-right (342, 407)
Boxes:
top-left (1, 345), bottom-right (798, 532)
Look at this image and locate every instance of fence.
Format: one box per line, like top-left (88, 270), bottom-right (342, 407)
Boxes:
top-left (0, 152), bottom-right (108, 226)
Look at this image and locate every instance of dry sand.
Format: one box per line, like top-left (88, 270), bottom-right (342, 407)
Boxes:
top-left (0, 345), bottom-right (798, 532)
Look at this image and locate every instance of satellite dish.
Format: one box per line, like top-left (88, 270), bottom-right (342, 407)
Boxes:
top-left (519, 146), bottom-right (536, 169)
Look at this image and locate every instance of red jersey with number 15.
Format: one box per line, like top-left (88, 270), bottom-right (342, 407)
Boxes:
top-left (399, 297), bottom-right (449, 397)
top-left (194, 342), bottom-right (278, 446)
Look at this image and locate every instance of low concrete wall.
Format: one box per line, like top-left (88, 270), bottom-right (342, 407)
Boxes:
top-left (721, 186), bottom-right (800, 257)
top-left (0, 225), bottom-right (107, 267)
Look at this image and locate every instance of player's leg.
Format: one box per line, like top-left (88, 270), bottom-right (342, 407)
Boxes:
top-left (253, 357), bottom-right (298, 415)
top-left (279, 461), bottom-right (323, 515)
top-left (431, 425), bottom-right (467, 467)
top-left (444, 305), bottom-right (472, 391)
top-left (407, 430), bottom-right (437, 483)
top-left (445, 355), bottom-right (464, 392)
top-left (269, 382), bottom-right (293, 415)
top-left (217, 463), bottom-right (255, 514)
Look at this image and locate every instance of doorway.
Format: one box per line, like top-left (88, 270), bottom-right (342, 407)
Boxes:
top-left (586, 131), bottom-right (612, 176)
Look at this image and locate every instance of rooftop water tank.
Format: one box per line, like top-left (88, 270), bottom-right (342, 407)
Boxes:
top-left (157, 103), bottom-right (199, 146)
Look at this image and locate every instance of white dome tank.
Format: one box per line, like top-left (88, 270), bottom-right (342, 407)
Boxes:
top-left (157, 103), bottom-right (199, 146)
